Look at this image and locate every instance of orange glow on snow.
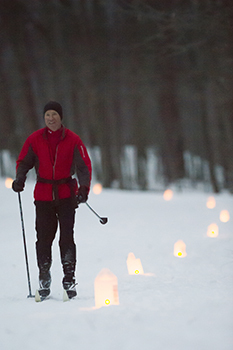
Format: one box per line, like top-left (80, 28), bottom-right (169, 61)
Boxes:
top-left (163, 189), bottom-right (173, 201)
top-left (5, 177), bottom-right (13, 189)
top-left (92, 183), bottom-right (103, 195)
top-left (206, 196), bottom-right (216, 209)
top-left (207, 223), bottom-right (219, 238)
top-left (174, 240), bottom-right (187, 258)
top-left (220, 210), bottom-right (230, 223)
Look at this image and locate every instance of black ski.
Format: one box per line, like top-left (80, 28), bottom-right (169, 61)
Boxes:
top-left (35, 289), bottom-right (77, 302)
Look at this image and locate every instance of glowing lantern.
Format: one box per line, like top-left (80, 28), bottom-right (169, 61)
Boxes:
top-left (206, 196), bottom-right (216, 209)
top-left (207, 223), bottom-right (219, 238)
top-left (5, 177), bottom-right (13, 189)
top-left (220, 210), bottom-right (230, 223)
top-left (92, 183), bottom-right (103, 195)
top-left (173, 240), bottom-right (187, 258)
top-left (94, 268), bottom-right (119, 308)
top-left (126, 252), bottom-right (144, 275)
top-left (163, 189), bottom-right (173, 201)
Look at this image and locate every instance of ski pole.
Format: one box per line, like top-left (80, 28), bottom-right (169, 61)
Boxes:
top-left (85, 202), bottom-right (108, 225)
top-left (18, 192), bottom-right (34, 298)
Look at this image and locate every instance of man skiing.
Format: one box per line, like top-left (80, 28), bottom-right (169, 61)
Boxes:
top-left (12, 101), bottom-right (92, 300)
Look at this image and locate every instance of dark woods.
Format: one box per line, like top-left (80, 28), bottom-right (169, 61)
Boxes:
top-left (0, 0), bottom-right (233, 192)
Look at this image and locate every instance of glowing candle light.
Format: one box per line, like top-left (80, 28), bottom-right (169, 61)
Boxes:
top-left (126, 252), bottom-right (144, 275)
top-left (173, 240), bottom-right (187, 258)
top-left (94, 268), bottom-right (119, 308)
top-left (5, 177), bottom-right (13, 189)
top-left (92, 183), bottom-right (103, 195)
top-left (163, 189), bottom-right (173, 201)
top-left (207, 223), bottom-right (219, 238)
top-left (220, 210), bottom-right (230, 223)
top-left (206, 196), bottom-right (216, 209)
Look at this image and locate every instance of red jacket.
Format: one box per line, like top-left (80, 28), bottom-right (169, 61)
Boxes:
top-left (16, 126), bottom-right (92, 201)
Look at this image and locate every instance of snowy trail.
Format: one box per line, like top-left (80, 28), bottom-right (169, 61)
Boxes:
top-left (0, 179), bottom-right (232, 350)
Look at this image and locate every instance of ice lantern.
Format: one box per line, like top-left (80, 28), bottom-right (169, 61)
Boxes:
top-left (93, 183), bottom-right (103, 195)
top-left (94, 268), bottom-right (119, 308)
top-left (163, 189), bottom-right (173, 201)
top-left (206, 196), bottom-right (216, 209)
top-left (5, 177), bottom-right (13, 189)
top-left (127, 252), bottom-right (144, 275)
top-left (220, 210), bottom-right (230, 223)
top-left (207, 223), bottom-right (219, 237)
top-left (173, 240), bottom-right (187, 258)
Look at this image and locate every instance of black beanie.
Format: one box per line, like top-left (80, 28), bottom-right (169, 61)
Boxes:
top-left (43, 101), bottom-right (63, 119)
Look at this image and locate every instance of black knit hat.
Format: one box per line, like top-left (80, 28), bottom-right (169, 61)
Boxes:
top-left (43, 101), bottom-right (63, 119)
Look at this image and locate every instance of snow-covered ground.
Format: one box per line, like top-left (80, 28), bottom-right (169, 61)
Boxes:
top-left (0, 178), bottom-right (232, 350)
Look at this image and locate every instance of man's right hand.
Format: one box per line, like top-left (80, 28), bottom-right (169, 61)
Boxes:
top-left (77, 185), bottom-right (88, 203)
top-left (12, 179), bottom-right (25, 192)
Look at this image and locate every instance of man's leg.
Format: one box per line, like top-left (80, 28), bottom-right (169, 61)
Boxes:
top-left (57, 199), bottom-right (76, 291)
top-left (35, 201), bottom-right (57, 293)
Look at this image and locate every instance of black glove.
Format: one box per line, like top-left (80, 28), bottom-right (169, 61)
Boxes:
top-left (77, 186), bottom-right (88, 203)
top-left (12, 179), bottom-right (25, 192)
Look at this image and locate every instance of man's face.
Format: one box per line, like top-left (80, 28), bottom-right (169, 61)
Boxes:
top-left (44, 110), bottom-right (62, 131)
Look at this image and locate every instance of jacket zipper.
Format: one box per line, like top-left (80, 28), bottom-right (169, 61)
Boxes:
top-left (52, 145), bottom-right (59, 200)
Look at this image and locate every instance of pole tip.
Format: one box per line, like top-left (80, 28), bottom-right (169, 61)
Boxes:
top-left (100, 217), bottom-right (108, 225)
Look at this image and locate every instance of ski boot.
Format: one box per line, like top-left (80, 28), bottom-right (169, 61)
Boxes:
top-left (35, 262), bottom-right (51, 302)
top-left (63, 276), bottom-right (78, 301)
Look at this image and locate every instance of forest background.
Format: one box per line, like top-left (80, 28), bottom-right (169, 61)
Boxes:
top-left (0, 0), bottom-right (233, 193)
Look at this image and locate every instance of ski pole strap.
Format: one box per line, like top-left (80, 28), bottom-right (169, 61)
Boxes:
top-left (37, 176), bottom-right (75, 202)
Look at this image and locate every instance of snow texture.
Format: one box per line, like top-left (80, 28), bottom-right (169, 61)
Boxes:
top-left (0, 179), bottom-right (232, 350)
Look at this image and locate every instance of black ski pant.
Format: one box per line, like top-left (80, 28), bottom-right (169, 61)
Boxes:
top-left (35, 198), bottom-right (76, 282)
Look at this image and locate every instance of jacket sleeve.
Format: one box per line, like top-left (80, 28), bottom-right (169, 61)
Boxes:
top-left (15, 136), bottom-right (36, 183)
top-left (73, 139), bottom-right (92, 193)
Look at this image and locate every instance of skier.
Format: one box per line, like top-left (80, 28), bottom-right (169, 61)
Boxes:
top-left (12, 101), bottom-right (92, 300)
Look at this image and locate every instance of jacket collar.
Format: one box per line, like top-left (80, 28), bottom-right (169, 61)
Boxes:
top-left (43, 125), bottom-right (66, 140)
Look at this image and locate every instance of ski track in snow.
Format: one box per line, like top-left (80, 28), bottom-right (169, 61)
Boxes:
top-left (0, 179), bottom-right (233, 350)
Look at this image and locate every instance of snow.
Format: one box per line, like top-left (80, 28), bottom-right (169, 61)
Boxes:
top-left (0, 178), bottom-right (233, 350)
